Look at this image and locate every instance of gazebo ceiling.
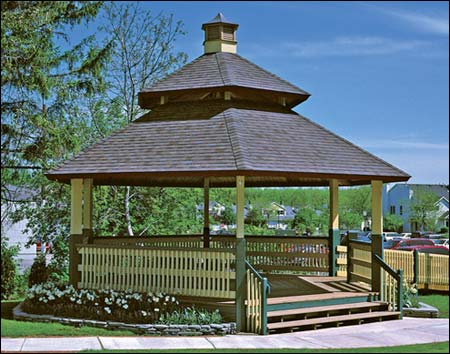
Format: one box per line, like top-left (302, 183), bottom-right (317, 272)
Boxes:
top-left (46, 100), bottom-right (410, 187)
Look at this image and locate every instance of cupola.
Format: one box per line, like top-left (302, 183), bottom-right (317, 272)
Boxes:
top-left (202, 13), bottom-right (238, 54)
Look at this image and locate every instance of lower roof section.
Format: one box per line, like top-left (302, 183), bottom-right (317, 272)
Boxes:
top-left (45, 101), bottom-right (410, 187)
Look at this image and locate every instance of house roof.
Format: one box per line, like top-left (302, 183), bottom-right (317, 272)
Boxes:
top-left (138, 52), bottom-right (310, 107)
top-left (46, 100), bottom-right (410, 187)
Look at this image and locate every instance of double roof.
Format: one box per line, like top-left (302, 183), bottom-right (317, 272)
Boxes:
top-left (46, 16), bottom-right (410, 187)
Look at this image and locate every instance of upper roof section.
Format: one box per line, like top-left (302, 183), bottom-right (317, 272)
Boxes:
top-left (138, 52), bottom-right (310, 109)
top-left (139, 13), bottom-right (310, 109)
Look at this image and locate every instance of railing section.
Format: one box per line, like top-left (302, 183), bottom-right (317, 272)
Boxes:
top-left (77, 244), bottom-right (236, 298)
top-left (245, 261), bottom-right (269, 335)
top-left (336, 245), bottom-right (348, 277)
top-left (418, 252), bottom-right (449, 291)
top-left (373, 254), bottom-right (403, 316)
top-left (92, 235), bottom-right (203, 248)
top-left (244, 236), bottom-right (329, 274)
top-left (384, 250), bottom-right (414, 284)
top-left (347, 240), bottom-right (372, 284)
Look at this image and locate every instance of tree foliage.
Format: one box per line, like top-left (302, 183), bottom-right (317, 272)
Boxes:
top-left (408, 188), bottom-right (440, 231)
top-left (384, 214), bottom-right (404, 232)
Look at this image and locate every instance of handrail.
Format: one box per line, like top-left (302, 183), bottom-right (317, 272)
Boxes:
top-left (245, 260), bottom-right (271, 295)
top-left (245, 260), bottom-right (270, 335)
top-left (373, 254), bottom-right (403, 317)
top-left (348, 239), bottom-right (371, 246)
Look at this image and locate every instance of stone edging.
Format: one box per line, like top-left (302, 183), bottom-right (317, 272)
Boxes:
top-left (403, 302), bottom-right (439, 318)
top-left (13, 303), bottom-right (236, 336)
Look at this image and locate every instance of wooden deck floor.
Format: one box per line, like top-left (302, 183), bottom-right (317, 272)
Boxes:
top-left (178, 275), bottom-right (371, 322)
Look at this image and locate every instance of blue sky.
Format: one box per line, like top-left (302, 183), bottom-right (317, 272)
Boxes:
top-left (88, 1), bottom-right (450, 184)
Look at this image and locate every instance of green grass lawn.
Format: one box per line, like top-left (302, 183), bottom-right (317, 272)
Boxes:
top-left (82, 342), bottom-right (450, 353)
top-left (1, 300), bottom-right (135, 337)
top-left (419, 294), bottom-right (449, 318)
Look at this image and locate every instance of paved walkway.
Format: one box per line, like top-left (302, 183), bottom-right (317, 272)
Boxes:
top-left (2, 318), bottom-right (449, 352)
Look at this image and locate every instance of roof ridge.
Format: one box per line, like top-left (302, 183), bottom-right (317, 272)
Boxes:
top-left (226, 52), bottom-right (310, 96)
top-left (222, 109), bottom-right (251, 170)
top-left (214, 53), bottom-right (227, 86)
top-left (295, 113), bottom-right (410, 178)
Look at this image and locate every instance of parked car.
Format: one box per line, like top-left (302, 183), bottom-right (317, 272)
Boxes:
top-left (401, 233), bottom-right (411, 239)
top-left (383, 239), bottom-right (400, 249)
top-left (382, 232), bottom-right (403, 240)
top-left (340, 231), bottom-right (371, 245)
top-left (395, 245), bottom-right (449, 255)
top-left (411, 231), bottom-right (433, 238)
top-left (443, 239), bottom-right (449, 249)
top-left (390, 238), bottom-right (435, 250)
top-left (431, 239), bottom-right (448, 246)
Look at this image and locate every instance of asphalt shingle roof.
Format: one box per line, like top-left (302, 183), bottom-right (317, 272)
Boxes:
top-left (46, 100), bottom-right (410, 187)
top-left (140, 52), bottom-right (310, 98)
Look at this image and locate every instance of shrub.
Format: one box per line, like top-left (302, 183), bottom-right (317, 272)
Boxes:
top-left (47, 236), bottom-right (69, 283)
top-left (1, 240), bottom-right (19, 300)
top-left (157, 307), bottom-right (222, 325)
top-left (403, 282), bottom-right (420, 308)
top-left (23, 282), bottom-right (178, 323)
top-left (28, 253), bottom-right (49, 287)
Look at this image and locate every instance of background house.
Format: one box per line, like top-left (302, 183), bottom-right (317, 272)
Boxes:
top-left (383, 183), bottom-right (449, 232)
top-left (1, 185), bottom-right (40, 273)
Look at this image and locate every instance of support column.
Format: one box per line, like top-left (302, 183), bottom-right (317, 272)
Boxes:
top-left (203, 177), bottom-right (210, 248)
top-left (70, 178), bottom-right (84, 287)
top-left (329, 179), bottom-right (340, 276)
top-left (82, 178), bottom-right (93, 240)
top-left (371, 180), bottom-right (384, 294)
top-left (235, 176), bottom-right (246, 332)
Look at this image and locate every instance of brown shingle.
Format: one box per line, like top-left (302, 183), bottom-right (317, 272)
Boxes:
top-left (140, 52), bottom-right (310, 98)
top-left (46, 101), bottom-right (409, 186)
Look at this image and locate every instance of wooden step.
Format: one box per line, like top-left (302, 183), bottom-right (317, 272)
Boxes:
top-left (267, 311), bottom-right (401, 331)
top-left (268, 291), bottom-right (369, 305)
top-left (267, 292), bottom-right (370, 311)
top-left (267, 301), bottom-right (388, 319)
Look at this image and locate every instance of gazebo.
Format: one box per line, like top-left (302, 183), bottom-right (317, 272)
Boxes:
top-left (46, 14), bottom-right (410, 334)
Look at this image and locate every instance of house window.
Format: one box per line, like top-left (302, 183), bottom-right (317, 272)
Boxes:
top-left (399, 205), bottom-right (403, 216)
top-left (390, 205), bottom-right (396, 214)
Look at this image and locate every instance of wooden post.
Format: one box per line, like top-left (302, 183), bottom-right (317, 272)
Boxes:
top-left (70, 178), bottom-right (84, 287)
top-left (413, 250), bottom-right (419, 285)
top-left (70, 178), bottom-right (83, 235)
top-left (329, 179), bottom-right (340, 276)
top-left (203, 177), bottom-right (210, 248)
top-left (82, 178), bottom-right (93, 241)
top-left (235, 176), bottom-right (246, 332)
top-left (371, 180), bottom-right (384, 295)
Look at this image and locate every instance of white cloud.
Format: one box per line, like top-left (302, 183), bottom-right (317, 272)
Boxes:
top-left (377, 7), bottom-right (449, 36)
top-left (282, 36), bottom-right (430, 57)
top-left (357, 139), bottom-right (449, 151)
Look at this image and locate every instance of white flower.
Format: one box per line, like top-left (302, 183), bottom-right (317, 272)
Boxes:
top-left (122, 304), bottom-right (129, 309)
top-left (154, 308), bottom-right (160, 312)
top-left (104, 307), bottom-right (111, 314)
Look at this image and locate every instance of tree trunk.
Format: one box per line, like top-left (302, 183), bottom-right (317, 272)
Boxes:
top-left (125, 186), bottom-right (134, 236)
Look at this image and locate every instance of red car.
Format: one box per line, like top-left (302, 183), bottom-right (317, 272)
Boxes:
top-left (391, 238), bottom-right (434, 250)
top-left (395, 245), bottom-right (449, 255)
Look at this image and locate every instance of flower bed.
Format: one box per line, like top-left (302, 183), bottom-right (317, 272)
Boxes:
top-left (16, 282), bottom-right (235, 335)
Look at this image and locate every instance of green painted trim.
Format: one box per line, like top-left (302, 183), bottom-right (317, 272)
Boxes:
top-left (413, 250), bottom-right (419, 285)
top-left (261, 277), bottom-right (269, 335)
top-left (425, 253), bottom-right (431, 290)
top-left (69, 234), bottom-right (85, 288)
top-left (371, 234), bottom-right (384, 295)
top-left (235, 238), bottom-right (246, 332)
top-left (328, 229), bottom-right (340, 276)
top-left (397, 269), bottom-right (404, 318)
top-left (267, 295), bottom-right (370, 312)
top-left (203, 227), bottom-right (210, 248)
